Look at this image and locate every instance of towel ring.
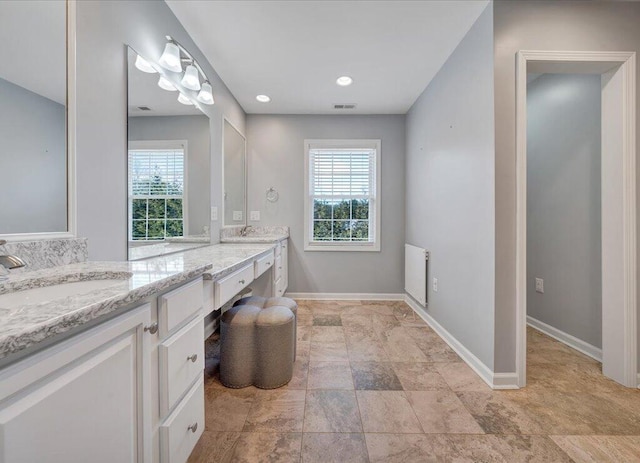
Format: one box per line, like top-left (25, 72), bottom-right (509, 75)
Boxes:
top-left (266, 187), bottom-right (279, 203)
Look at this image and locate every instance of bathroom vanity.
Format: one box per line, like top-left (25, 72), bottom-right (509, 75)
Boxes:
top-left (0, 239), bottom-right (288, 463)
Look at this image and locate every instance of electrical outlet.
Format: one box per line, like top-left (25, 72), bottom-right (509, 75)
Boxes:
top-left (535, 278), bottom-right (544, 293)
top-left (250, 210), bottom-right (261, 221)
top-left (432, 277), bottom-right (438, 292)
top-left (233, 210), bottom-right (243, 221)
top-left (210, 206), bottom-right (218, 221)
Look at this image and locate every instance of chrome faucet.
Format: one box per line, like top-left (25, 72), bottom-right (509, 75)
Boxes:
top-left (239, 225), bottom-right (253, 237)
top-left (0, 240), bottom-right (26, 280)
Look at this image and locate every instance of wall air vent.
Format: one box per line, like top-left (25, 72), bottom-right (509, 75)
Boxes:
top-left (137, 106), bottom-right (152, 111)
top-left (333, 104), bottom-right (357, 110)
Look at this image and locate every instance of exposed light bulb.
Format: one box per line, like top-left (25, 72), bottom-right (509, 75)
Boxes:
top-left (197, 81), bottom-right (214, 105)
top-left (158, 75), bottom-right (177, 91)
top-left (177, 93), bottom-right (194, 105)
top-left (158, 42), bottom-right (182, 72)
top-left (135, 55), bottom-right (157, 73)
top-left (181, 63), bottom-right (201, 91)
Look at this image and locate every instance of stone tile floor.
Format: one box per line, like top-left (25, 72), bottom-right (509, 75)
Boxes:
top-left (190, 300), bottom-right (640, 462)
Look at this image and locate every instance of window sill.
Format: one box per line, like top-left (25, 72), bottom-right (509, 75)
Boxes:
top-left (304, 242), bottom-right (380, 252)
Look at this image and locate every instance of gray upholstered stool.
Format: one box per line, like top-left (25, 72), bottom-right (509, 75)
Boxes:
top-left (220, 305), bottom-right (261, 388)
top-left (255, 306), bottom-right (295, 389)
top-left (220, 302), bottom-right (295, 389)
top-left (234, 296), bottom-right (298, 361)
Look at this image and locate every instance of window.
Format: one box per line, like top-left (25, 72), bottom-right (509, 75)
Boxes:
top-left (304, 139), bottom-right (381, 251)
top-left (128, 140), bottom-right (186, 241)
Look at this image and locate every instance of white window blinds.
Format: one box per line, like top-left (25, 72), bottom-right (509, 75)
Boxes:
top-left (129, 149), bottom-right (185, 197)
top-left (309, 148), bottom-right (375, 199)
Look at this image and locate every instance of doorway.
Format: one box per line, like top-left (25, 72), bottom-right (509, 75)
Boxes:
top-left (515, 51), bottom-right (637, 388)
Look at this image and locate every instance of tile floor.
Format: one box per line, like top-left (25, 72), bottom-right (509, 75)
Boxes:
top-left (190, 300), bottom-right (640, 462)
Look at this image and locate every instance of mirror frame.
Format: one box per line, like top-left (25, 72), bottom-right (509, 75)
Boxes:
top-left (221, 116), bottom-right (247, 228)
top-left (0, 0), bottom-right (76, 241)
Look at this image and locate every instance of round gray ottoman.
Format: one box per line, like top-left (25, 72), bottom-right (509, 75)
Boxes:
top-left (220, 305), bottom-right (261, 388)
top-left (255, 306), bottom-right (295, 389)
top-left (234, 296), bottom-right (298, 361)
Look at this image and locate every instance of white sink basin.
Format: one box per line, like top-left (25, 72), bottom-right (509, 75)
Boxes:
top-left (0, 279), bottom-right (127, 307)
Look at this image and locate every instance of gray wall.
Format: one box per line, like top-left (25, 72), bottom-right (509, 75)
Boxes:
top-left (493, 0), bottom-right (640, 372)
top-left (246, 114), bottom-right (405, 294)
top-left (76, 0), bottom-right (245, 260)
top-left (405, 4), bottom-right (495, 369)
top-left (527, 74), bottom-right (602, 348)
top-left (0, 77), bottom-right (66, 234)
top-left (128, 115), bottom-right (210, 235)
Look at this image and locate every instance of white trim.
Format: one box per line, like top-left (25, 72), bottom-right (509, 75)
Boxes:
top-left (0, 0), bottom-right (77, 242)
top-left (222, 116), bottom-right (247, 227)
top-left (303, 139), bottom-right (382, 252)
top-left (637, 373), bottom-right (640, 389)
top-left (515, 50), bottom-right (637, 388)
top-left (404, 295), bottom-right (519, 390)
top-left (527, 316), bottom-right (602, 362)
top-left (285, 292), bottom-right (404, 301)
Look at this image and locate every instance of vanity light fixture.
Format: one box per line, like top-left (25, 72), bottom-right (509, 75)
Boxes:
top-left (197, 81), bottom-right (215, 105)
top-left (177, 93), bottom-right (194, 105)
top-left (336, 76), bottom-right (353, 86)
top-left (181, 63), bottom-right (201, 91)
top-left (158, 75), bottom-right (177, 92)
top-left (256, 94), bottom-right (271, 103)
top-left (135, 55), bottom-right (157, 73)
top-left (158, 41), bottom-right (182, 73)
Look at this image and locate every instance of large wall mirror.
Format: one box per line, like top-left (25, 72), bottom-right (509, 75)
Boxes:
top-left (223, 119), bottom-right (247, 227)
top-left (0, 0), bottom-right (73, 238)
top-left (127, 46), bottom-right (211, 260)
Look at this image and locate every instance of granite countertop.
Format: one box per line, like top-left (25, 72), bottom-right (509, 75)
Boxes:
top-left (0, 243), bottom-right (274, 362)
top-left (128, 241), bottom-right (208, 261)
top-left (220, 233), bottom-right (289, 243)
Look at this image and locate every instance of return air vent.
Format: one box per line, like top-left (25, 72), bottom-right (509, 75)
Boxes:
top-left (333, 103), bottom-right (357, 110)
top-left (137, 106), bottom-right (152, 111)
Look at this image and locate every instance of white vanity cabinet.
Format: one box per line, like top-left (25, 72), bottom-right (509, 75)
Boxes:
top-left (274, 239), bottom-right (289, 297)
top-left (0, 303), bottom-right (153, 463)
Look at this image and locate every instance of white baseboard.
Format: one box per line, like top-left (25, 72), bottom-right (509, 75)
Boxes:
top-left (404, 294), bottom-right (519, 390)
top-left (637, 373), bottom-right (640, 389)
top-left (527, 316), bottom-right (602, 362)
top-left (285, 292), bottom-right (405, 301)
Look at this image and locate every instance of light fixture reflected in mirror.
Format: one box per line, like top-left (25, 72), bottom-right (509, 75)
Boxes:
top-left (177, 93), bottom-right (194, 105)
top-left (181, 63), bottom-right (201, 91)
top-left (134, 37), bottom-right (215, 105)
top-left (158, 41), bottom-right (182, 72)
top-left (135, 55), bottom-right (157, 73)
top-left (197, 81), bottom-right (214, 105)
top-left (158, 75), bottom-right (177, 91)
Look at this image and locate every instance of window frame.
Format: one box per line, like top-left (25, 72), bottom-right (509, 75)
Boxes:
top-left (303, 139), bottom-right (381, 252)
top-left (128, 139), bottom-right (188, 242)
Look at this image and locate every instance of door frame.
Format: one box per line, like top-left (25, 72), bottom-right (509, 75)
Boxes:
top-left (515, 50), bottom-right (637, 387)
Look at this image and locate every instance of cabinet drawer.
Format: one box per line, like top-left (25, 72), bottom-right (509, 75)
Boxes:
top-left (159, 278), bottom-right (204, 337)
top-left (159, 317), bottom-right (204, 416)
top-left (273, 255), bottom-right (282, 282)
top-left (160, 377), bottom-right (204, 463)
top-left (254, 251), bottom-right (274, 279)
top-left (214, 264), bottom-right (253, 308)
top-left (275, 277), bottom-right (285, 297)
top-left (274, 242), bottom-right (282, 257)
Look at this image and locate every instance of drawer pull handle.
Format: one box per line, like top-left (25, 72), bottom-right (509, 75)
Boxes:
top-left (266, 262), bottom-right (271, 265)
top-left (239, 279), bottom-right (245, 284)
top-left (188, 422), bottom-right (198, 433)
top-left (143, 323), bottom-right (158, 335)
top-left (187, 354), bottom-right (198, 363)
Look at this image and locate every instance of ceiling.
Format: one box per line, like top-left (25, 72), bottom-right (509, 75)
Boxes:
top-left (0, 0), bottom-right (66, 104)
top-left (166, 0), bottom-right (489, 115)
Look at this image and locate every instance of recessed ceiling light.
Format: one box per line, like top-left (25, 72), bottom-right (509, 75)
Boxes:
top-left (256, 94), bottom-right (271, 103)
top-left (336, 76), bottom-right (353, 86)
